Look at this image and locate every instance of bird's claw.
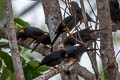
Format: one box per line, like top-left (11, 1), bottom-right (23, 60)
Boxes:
top-left (50, 67), bottom-right (57, 73)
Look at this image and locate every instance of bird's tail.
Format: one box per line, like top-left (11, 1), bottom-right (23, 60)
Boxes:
top-left (31, 41), bottom-right (41, 53)
top-left (31, 35), bottom-right (46, 53)
top-left (51, 33), bottom-right (61, 45)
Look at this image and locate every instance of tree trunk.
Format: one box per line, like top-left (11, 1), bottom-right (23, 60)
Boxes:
top-left (3, 0), bottom-right (25, 80)
top-left (96, 0), bottom-right (119, 80)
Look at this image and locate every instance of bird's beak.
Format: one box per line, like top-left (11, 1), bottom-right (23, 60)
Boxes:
top-left (66, 1), bottom-right (72, 5)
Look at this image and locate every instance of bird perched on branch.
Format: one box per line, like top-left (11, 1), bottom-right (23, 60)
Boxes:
top-left (33, 45), bottom-right (97, 72)
top-left (64, 46), bottom-right (97, 62)
top-left (67, 1), bottom-right (96, 23)
top-left (62, 27), bottom-right (104, 49)
top-left (16, 27), bottom-right (51, 52)
top-left (33, 50), bottom-right (66, 73)
top-left (51, 14), bottom-right (83, 45)
top-left (16, 27), bottom-right (45, 41)
top-left (109, 0), bottom-right (120, 23)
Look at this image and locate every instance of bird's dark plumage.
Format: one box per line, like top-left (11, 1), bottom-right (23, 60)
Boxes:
top-left (109, 0), bottom-right (120, 23)
top-left (64, 46), bottom-right (87, 58)
top-left (68, 1), bottom-right (96, 23)
top-left (34, 50), bottom-right (66, 70)
top-left (16, 27), bottom-right (45, 40)
top-left (64, 46), bottom-right (97, 59)
top-left (52, 14), bottom-right (83, 45)
top-left (63, 27), bottom-right (104, 47)
top-left (16, 27), bottom-right (51, 53)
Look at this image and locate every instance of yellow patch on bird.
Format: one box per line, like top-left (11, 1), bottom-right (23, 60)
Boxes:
top-left (61, 45), bottom-right (65, 50)
top-left (67, 1), bottom-right (72, 5)
top-left (81, 19), bottom-right (85, 23)
top-left (63, 27), bottom-right (70, 32)
top-left (69, 34), bottom-right (74, 38)
top-left (69, 58), bottom-right (77, 62)
top-left (65, 53), bottom-right (68, 57)
top-left (19, 29), bottom-right (25, 33)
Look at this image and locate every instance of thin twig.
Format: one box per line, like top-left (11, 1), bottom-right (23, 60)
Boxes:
top-left (86, 0), bottom-right (97, 18)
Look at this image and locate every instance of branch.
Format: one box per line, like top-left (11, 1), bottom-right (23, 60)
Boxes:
top-left (77, 64), bottom-right (96, 80)
top-left (3, 0), bottom-right (25, 80)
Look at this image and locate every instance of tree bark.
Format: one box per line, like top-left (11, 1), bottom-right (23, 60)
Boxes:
top-left (3, 0), bottom-right (25, 80)
top-left (96, 0), bottom-right (119, 80)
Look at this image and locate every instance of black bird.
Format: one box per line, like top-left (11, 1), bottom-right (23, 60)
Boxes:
top-left (51, 14), bottom-right (83, 45)
top-left (109, 0), bottom-right (120, 23)
top-left (16, 27), bottom-right (51, 52)
top-left (64, 46), bottom-right (97, 62)
top-left (34, 50), bottom-right (66, 72)
top-left (68, 1), bottom-right (96, 23)
top-left (31, 33), bottom-right (51, 52)
top-left (16, 27), bottom-right (45, 41)
top-left (62, 27), bottom-right (104, 49)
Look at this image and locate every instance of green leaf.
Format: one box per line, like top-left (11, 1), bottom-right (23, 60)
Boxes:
top-left (23, 67), bottom-right (33, 80)
top-left (0, 49), bottom-right (14, 73)
top-left (0, 59), bottom-right (2, 70)
top-left (27, 60), bottom-right (39, 68)
top-left (1, 67), bottom-right (15, 80)
top-left (14, 18), bottom-right (30, 28)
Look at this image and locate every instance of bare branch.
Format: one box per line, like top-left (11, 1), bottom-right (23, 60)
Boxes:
top-left (77, 64), bottom-right (96, 80)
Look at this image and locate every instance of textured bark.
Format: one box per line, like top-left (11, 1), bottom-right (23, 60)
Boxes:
top-left (77, 64), bottom-right (96, 80)
top-left (41, 0), bottom-right (62, 51)
top-left (3, 0), bottom-right (25, 80)
top-left (96, 0), bottom-right (119, 80)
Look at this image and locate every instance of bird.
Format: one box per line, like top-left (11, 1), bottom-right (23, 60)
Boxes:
top-left (16, 27), bottom-right (51, 52)
top-left (62, 27), bottom-right (104, 49)
top-left (109, 0), bottom-right (120, 23)
top-left (16, 27), bottom-right (45, 41)
top-left (31, 33), bottom-right (51, 53)
top-left (64, 46), bottom-right (97, 62)
top-left (33, 50), bottom-right (67, 72)
top-left (51, 14), bottom-right (83, 45)
top-left (67, 1), bottom-right (96, 23)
